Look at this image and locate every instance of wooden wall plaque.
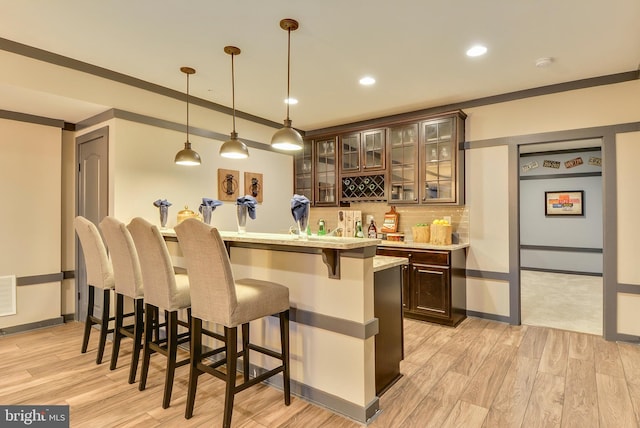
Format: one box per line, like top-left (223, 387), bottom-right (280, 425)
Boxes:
top-left (244, 172), bottom-right (263, 203)
top-left (217, 168), bottom-right (239, 202)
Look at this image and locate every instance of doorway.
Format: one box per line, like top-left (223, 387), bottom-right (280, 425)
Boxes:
top-left (75, 126), bottom-right (109, 322)
top-left (518, 139), bottom-right (603, 335)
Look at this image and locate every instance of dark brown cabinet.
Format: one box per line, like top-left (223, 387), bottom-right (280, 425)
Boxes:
top-left (297, 110), bottom-right (465, 205)
top-left (293, 139), bottom-right (313, 201)
top-left (293, 137), bottom-right (338, 207)
top-left (340, 128), bottom-right (386, 173)
top-left (314, 136), bottom-right (338, 206)
top-left (377, 246), bottom-right (466, 327)
top-left (388, 123), bottom-right (419, 203)
top-left (420, 112), bottom-right (465, 204)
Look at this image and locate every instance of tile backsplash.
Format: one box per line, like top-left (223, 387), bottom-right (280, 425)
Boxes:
top-left (308, 203), bottom-right (469, 244)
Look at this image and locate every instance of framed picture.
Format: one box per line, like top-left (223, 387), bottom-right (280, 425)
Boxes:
top-left (545, 190), bottom-right (584, 216)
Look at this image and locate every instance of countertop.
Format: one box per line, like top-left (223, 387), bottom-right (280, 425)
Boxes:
top-left (162, 229), bottom-right (380, 250)
top-left (373, 255), bottom-right (408, 272)
top-left (377, 240), bottom-right (470, 251)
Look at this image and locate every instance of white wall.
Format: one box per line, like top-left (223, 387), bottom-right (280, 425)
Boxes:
top-left (0, 118), bottom-right (62, 328)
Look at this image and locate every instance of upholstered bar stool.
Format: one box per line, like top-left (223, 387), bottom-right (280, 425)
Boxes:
top-left (174, 218), bottom-right (291, 427)
top-left (128, 217), bottom-right (191, 409)
top-left (73, 216), bottom-right (115, 365)
top-left (99, 216), bottom-right (145, 384)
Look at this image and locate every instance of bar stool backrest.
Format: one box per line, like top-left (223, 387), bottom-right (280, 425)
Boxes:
top-left (100, 216), bottom-right (144, 299)
top-left (174, 218), bottom-right (238, 325)
top-left (128, 217), bottom-right (181, 311)
top-left (74, 216), bottom-right (114, 289)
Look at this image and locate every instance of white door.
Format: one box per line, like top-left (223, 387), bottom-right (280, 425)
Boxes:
top-left (76, 127), bottom-right (109, 321)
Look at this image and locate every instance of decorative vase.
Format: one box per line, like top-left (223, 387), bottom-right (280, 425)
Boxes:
top-left (296, 206), bottom-right (309, 239)
top-left (236, 204), bottom-right (248, 234)
top-left (159, 206), bottom-right (168, 229)
top-left (201, 206), bottom-right (213, 225)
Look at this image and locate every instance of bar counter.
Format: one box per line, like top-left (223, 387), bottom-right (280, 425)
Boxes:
top-left (163, 230), bottom-right (398, 423)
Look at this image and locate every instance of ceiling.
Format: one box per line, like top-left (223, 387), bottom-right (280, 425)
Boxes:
top-left (0, 0), bottom-right (639, 132)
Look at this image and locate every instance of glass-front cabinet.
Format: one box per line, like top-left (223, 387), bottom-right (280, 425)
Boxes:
top-left (420, 112), bottom-right (465, 204)
top-left (340, 129), bottom-right (386, 173)
top-left (314, 136), bottom-right (338, 206)
top-left (293, 139), bottom-right (313, 201)
top-left (388, 123), bottom-right (418, 203)
top-left (295, 110), bottom-right (465, 206)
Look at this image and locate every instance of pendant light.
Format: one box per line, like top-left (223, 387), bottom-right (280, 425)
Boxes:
top-left (271, 18), bottom-right (303, 151)
top-left (219, 46), bottom-right (249, 159)
top-left (174, 67), bottom-right (202, 165)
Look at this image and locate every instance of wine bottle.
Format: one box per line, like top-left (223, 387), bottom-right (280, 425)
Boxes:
top-left (367, 219), bottom-right (377, 238)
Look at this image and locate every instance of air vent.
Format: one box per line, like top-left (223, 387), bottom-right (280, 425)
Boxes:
top-left (0, 275), bottom-right (17, 316)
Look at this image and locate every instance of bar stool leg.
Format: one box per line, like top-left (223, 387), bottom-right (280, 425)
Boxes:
top-left (163, 310), bottom-right (178, 409)
top-left (185, 317), bottom-right (203, 419)
top-left (280, 310), bottom-right (291, 405)
top-left (223, 326), bottom-right (238, 428)
top-left (96, 288), bottom-right (111, 364)
top-left (139, 303), bottom-right (156, 391)
top-left (81, 285), bottom-right (96, 354)
top-left (242, 323), bottom-right (250, 382)
top-left (110, 293), bottom-right (125, 370)
top-left (128, 298), bottom-right (145, 384)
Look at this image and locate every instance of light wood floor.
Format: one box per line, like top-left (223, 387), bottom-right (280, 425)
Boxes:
top-left (2, 318), bottom-right (640, 427)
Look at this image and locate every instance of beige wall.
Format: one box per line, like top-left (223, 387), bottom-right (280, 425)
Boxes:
top-left (0, 118), bottom-right (62, 328)
top-left (615, 131), bottom-right (640, 336)
top-left (108, 119), bottom-right (294, 233)
top-left (464, 79), bottom-right (640, 325)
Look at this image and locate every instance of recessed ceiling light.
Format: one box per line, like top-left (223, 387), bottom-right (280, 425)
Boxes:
top-left (359, 76), bottom-right (376, 86)
top-left (466, 45), bottom-right (487, 57)
top-left (285, 97), bottom-right (298, 105)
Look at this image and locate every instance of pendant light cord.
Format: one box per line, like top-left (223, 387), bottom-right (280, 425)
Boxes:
top-left (186, 72), bottom-right (190, 142)
top-left (231, 52), bottom-right (237, 133)
top-left (286, 27), bottom-right (291, 121)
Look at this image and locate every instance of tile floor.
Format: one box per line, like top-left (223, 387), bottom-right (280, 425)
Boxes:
top-left (520, 270), bottom-right (603, 336)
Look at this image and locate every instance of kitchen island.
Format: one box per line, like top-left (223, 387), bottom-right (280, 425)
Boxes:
top-left (164, 230), bottom-right (405, 423)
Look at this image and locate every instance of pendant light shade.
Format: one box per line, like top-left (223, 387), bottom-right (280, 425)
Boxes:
top-left (271, 18), bottom-right (303, 151)
top-left (175, 66), bottom-right (201, 165)
top-left (220, 46), bottom-right (249, 159)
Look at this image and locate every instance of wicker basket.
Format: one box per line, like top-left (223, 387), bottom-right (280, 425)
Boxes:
top-left (411, 226), bottom-right (430, 243)
top-left (430, 224), bottom-right (452, 245)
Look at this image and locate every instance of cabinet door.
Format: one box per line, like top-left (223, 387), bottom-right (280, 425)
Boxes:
top-left (388, 123), bottom-right (418, 203)
top-left (340, 133), bottom-right (360, 172)
top-left (362, 129), bottom-right (386, 171)
top-left (314, 137), bottom-right (338, 206)
top-left (412, 263), bottom-right (450, 319)
top-left (420, 117), bottom-right (456, 203)
top-left (293, 140), bottom-right (313, 202)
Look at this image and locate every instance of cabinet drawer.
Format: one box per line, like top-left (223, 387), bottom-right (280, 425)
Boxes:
top-left (411, 250), bottom-right (449, 266)
top-left (377, 247), bottom-right (450, 266)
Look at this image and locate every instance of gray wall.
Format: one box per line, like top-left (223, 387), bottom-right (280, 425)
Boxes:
top-left (519, 148), bottom-right (602, 274)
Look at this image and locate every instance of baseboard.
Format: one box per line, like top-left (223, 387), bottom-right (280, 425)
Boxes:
top-left (466, 310), bottom-right (512, 324)
top-left (0, 316), bottom-right (65, 336)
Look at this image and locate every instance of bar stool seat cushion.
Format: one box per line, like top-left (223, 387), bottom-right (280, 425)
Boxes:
top-left (231, 278), bottom-right (290, 328)
top-left (174, 219), bottom-right (288, 327)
